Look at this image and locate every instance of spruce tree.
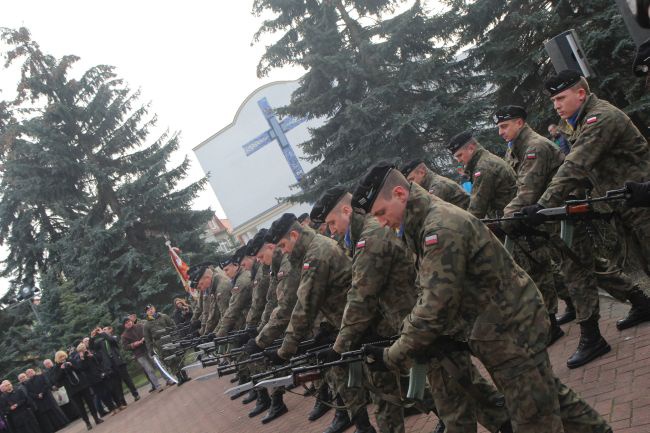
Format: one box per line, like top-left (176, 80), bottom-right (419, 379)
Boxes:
top-left (253, 0), bottom-right (486, 202)
top-left (0, 28), bottom-right (213, 377)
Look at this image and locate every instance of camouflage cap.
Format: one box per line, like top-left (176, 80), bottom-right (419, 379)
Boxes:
top-left (310, 186), bottom-right (348, 224)
top-left (265, 213), bottom-right (298, 244)
top-left (544, 69), bottom-right (582, 96)
top-left (246, 228), bottom-right (269, 256)
top-left (493, 105), bottom-right (527, 124)
top-left (447, 130), bottom-right (474, 153)
top-left (400, 159), bottom-right (425, 177)
top-left (352, 161), bottom-right (395, 213)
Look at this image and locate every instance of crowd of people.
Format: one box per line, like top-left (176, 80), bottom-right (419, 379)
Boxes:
top-left (183, 70), bottom-right (650, 433)
top-left (0, 302), bottom-right (195, 433)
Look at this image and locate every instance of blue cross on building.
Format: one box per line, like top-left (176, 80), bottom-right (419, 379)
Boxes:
top-left (241, 97), bottom-right (307, 182)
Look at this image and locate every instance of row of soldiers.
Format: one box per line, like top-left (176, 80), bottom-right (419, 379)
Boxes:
top-left (186, 69), bottom-right (650, 433)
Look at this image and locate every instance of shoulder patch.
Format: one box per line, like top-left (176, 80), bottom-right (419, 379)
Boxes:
top-left (303, 262), bottom-right (313, 270)
top-left (525, 151), bottom-right (537, 160)
top-left (277, 271), bottom-right (285, 279)
top-left (586, 116), bottom-right (598, 125)
top-left (474, 171), bottom-right (481, 177)
top-left (424, 233), bottom-right (439, 246)
top-left (356, 240), bottom-right (366, 249)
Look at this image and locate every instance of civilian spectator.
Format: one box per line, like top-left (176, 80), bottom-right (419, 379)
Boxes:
top-left (172, 298), bottom-right (193, 326)
top-left (121, 317), bottom-right (166, 392)
top-left (548, 123), bottom-right (570, 155)
top-left (24, 368), bottom-right (68, 432)
top-left (76, 343), bottom-right (120, 417)
top-left (0, 380), bottom-right (42, 433)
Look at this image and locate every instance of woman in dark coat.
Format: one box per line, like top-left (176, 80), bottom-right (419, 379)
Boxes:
top-left (52, 351), bottom-right (103, 431)
top-left (23, 369), bottom-right (68, 432)
top-left (172, 298), bottom-right (193, 326)
top-left (0, 380), bottom-right (42, 433)
top-left (75, 344), bottom-right (120, 416)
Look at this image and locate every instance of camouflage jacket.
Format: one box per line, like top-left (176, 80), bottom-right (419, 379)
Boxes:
top-left (503, 125), bottom-right (564, 216)
top-left (385, 184), bottom-right (549, 369)
top-left (539, 94), bottom-right (650, 208)
top-left (333, 211), bottom-right (417, 353)
top-left (258, 249), bottom-right (284, 332)
top-left (215, 268), bottom-right (253, 336)
top-left (143, 313), bottom-right (175, 356)
top-left (204, 269), bottom-right (232, 334)
top-left (420, 167), bottom-right (470, 210)
top-left (191, 289), bottom-right (205, 323)
top-left (256, 252), bottom-right (301, 348)
top-left (464, 145), bottom-right (517, 218)
top-left (245, 263), bottom-right (271, 327)
top-left (278, 227), bottom-right (352, 358)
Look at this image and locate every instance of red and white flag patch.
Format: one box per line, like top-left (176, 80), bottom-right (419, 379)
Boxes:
top-left (356, 240), bottom-right (366, 249)
top-left (425, 234), bottom-right (439, 246)
top-left (586, 116), bottom-right (598, 124)
top-left (303, 262), bottom-right (312, 270)
top-left (526, 152), bottom-right (537, 160)
top-left (474, 171), bottom-right (481, 177)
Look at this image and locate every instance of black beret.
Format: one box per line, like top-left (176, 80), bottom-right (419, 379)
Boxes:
top-left (310, 186), bottom-right (348, 224)
top-left (221, 245), bottom-right (247, 268)
top-left (265, 213), bottom-right (297, 244)
top-left (246, 228), bottom-right (269, 256)
top-left (351, 161), bottom-right (395, 213)
top-left (400, 159), bottom-right (425, 177)
top-left (188, 262), bottom-right (217, 288)
top-left (493, 105), bottom-right (527, 124)
top-left (544, 69), bottom-right (582, 96)
top-left (447, 130), bottom-right (474, 153)
top-left (297, 213), bottom-right (310, 223)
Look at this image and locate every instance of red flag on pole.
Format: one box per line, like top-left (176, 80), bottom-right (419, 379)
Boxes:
top-left (165, 240), bottom-right (192, 294)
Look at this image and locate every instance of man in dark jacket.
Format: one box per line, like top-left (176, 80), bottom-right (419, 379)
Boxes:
top-left (121, 317), bottom-right (165, 392)
top-left (0, 380), bottom-right (42, 433)
top-left (24, 369), bottom-right (68, 432)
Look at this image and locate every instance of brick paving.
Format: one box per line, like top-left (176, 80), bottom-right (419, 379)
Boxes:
top-left (59, 295), bottom-right (650, 433)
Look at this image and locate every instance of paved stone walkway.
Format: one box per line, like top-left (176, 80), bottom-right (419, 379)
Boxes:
top-left (59, 295), bottom-right (650, 433)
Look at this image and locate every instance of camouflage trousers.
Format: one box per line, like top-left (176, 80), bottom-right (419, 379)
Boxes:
top-left (561, 223), bottom-right (636, 323)
top-left (512, 241), bottom-right (559, 315)
top-left (363, 367), bottom-right (405, 433)
top-left (325, 365), bottom-right (368, 420)
top-left (427, 351), bottom-right (509, 433)
top-left (469, 341), bottom-right (611, 433)
top-left (620, 207), bottom-right (650, 278)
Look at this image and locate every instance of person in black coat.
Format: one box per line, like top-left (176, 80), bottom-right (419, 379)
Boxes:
top-left (75, 344), bottom-right (120, 417)
top-left (90, 327), bottom-right (139, 407)
top-left (23, 369), bottom-right (68, 433)
top-left (172, 298), bottom-right (193, 326)
top-left (52, 351), bottom-right (103, 431)
top-left (0, 380), bottom-right (42, 433)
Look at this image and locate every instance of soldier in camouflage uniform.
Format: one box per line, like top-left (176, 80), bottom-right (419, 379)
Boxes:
top-left (447, 130), bottom-right (517, 219)
top-left (257, 248), bottom-right (284, 331)
top-left (215, 245), bottom-right (253, 337)
top-left (400, 159), bottom-right (470, 209)
top-left (493, 105), bottom-right (566, 345)
top-left (204, 266), bottom-right (232, 334)
top-left (353, 163), bottom-right (611, 433)
top-left (262, 213), bottom-right (374, 433)
top-left (522, 70), bottom-right (650, 368)
top-left (142, 304), bottom-right (190, 385)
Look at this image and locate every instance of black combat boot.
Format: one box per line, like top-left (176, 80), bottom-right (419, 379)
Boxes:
top-left (548, 313), bottom-right (565, 346)
top-left (249, 389), bottom-right (271, 417)
top-left (352, 408), bottom-right (376, 433)
top-left (616, 287), bottom-right (650, 330)
top-left (242, 389), bottom-right (257, 405)
top-left (432, 420), bottom-right (445, 433)
top-left (322, 396), bottom-right (352, 433)
top-left (556, 298), bottom-right (576, 325)
top-left (567, 317), bottom-right (611, 369)
top-left (261, 391), bottom-right (288, 424)
top-left (230, 378), bottom-right (249, 400)
top-left (308, 384), bottom-right (332, 421)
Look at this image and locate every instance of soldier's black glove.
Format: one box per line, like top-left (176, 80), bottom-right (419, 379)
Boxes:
top-left (363, 345), bottom-right (389, 372)
top-left (520, 203), bottom-right (546, 226)
top-left (625, 181), bottom-right (650, 207)
top-left (315, 347), bottom-right (340, 364)
top-left (263, 348), bottom-right (286, 366)
top-left (243, 338), bottom-right (263, 355)
top-left (313, 322), bottom-right (338, 345)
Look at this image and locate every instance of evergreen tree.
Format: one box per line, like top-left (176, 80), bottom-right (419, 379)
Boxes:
top-left (253, 0), bottom-right (486, 202)
top-left (0, 27), bottom-right (213, 377)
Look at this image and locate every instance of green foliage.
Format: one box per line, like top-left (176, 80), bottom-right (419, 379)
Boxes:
top-left (0, 27), bottom-right (214, 378)
top-left (254, 0), bottom-right (650, 203)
